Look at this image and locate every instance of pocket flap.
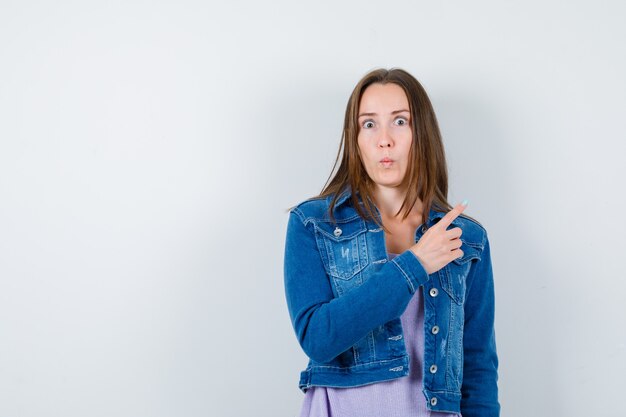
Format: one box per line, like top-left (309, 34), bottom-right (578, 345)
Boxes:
top-left (314, 217), bottom-right (367, 241)
top-left (451, 240), bottom-right (482, 264)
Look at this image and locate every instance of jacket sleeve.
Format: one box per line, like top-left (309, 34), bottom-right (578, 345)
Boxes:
top-left (460, 232), bottom-right (500, 417)
top-left (283, 207), bottom-right (429, 363)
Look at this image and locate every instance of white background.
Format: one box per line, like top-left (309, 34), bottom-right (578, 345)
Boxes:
top-left (1, 1), bottom-right (624, 416)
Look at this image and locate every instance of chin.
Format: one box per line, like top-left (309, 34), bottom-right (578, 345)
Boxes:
top-left (374, 178), bottom-right (404, 188)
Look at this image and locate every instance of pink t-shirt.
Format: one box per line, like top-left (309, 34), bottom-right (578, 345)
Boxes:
top-left (298, 252), bottom-right (461, 417)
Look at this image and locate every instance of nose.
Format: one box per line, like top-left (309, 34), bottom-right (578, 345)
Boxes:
top-left (377, 126), bottom-right (393, 148)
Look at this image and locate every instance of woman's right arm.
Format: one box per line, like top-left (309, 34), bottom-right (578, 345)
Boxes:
top-left (283, 207), bottom-right (428, 363)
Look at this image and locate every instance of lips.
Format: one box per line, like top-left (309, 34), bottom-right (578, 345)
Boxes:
top-left (380, 157), bottom-right (394, 163)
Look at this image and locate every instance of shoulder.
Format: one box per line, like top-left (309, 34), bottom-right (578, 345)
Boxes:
top-left (453, 212), bottom-right (489, 250)
top-left (289, 195), bottom-right (333, 224)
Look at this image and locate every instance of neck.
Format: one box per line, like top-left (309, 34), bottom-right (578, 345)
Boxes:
top-left (372, 184), bottom-right (423, 222)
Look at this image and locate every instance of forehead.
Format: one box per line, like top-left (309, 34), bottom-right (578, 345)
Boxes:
top-left (358, 83), bottom-right (409, 112)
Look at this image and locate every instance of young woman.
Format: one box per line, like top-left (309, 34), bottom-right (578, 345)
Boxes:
top-left (283, 68), bottom-right (500, 417)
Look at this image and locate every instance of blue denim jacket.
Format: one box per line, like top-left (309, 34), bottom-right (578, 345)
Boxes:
top-left (283, 187), bottom-right (500, 417)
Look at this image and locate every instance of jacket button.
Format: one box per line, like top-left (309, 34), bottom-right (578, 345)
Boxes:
top-left (333, 227), bottom-right (342, 237)
top-left (429, 364), bottom-right (438, 373)
top-left (430, 397), bottom-right (438, 406)
top-left (429, 288), bottom-right (438, 297)
top-left (431, 325), bottom-right (439, 335)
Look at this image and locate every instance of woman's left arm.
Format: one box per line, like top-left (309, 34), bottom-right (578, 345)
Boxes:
top-left (460, 232), bottom-right (501, 417)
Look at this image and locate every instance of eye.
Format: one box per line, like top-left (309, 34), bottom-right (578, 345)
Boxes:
top-left (394, 117), bottom-right (409, 126)
top-left (362, 120), bottom-right (375, 129)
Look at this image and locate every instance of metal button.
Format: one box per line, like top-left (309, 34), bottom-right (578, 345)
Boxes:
top-left (430, 364), bottom-right (438, 373)
top-left (430, 397), bottom-right (438, 406)
top-left (429, 288), bottom-right (438, 297)
top-left (333, 227), bottom-right (342, 237)
top-left (431, 325), bottom-right (439, 335)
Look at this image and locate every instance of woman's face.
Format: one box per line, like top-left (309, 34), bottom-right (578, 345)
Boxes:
top-left (357, 82), bottom-right (413, 190)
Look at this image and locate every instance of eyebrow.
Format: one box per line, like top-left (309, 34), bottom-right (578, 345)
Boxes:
top-left (358, 109), bottom-right (410, 118)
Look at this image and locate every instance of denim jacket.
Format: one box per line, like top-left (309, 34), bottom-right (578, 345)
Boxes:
top-left (283, 187), bottom-right (500, 417)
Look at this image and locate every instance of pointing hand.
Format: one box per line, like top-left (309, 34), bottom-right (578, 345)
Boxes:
top-left (409, 200), bottom-right (468, 275)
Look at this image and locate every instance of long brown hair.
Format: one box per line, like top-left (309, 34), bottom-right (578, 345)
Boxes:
top-left (292, 67), bottom-right (479, 232)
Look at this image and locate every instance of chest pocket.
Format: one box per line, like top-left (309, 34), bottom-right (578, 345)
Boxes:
top-left (314, 217), bottom-right (368, 280)
top-left (438, 240), bottom-right (482, 304)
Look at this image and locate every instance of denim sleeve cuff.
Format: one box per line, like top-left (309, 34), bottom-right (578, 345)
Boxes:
top-left (390, 250), bottom-right (430, 294)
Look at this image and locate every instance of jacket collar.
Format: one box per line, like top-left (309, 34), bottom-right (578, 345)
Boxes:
top-left (327, 186), bottom-right (448, 224)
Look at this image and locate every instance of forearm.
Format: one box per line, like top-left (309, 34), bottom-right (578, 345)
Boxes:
top-left (289, 255), bottom-right (425, 363)
top-left (284, 208), bottom-right (429, 363)
top-left (461, 328), bottom-right (500, 417)
top-left (460, 235), bottom-right (500, 417)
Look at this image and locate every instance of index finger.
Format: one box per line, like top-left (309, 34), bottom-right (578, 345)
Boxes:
top-left (436, 199), bottom-right (468, 230)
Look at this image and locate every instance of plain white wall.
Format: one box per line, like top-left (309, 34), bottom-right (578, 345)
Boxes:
top-left (1, 1), bottom-right (624, 416)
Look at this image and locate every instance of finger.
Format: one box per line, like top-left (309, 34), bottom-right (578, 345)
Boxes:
top-left (449, 238), bottom-right (462, 250)
top-left (450, 248), bottom-right (464, 260)
top-left (436, 200), bottom-right (468, 230)
top-left (445, 226), bottom-right (463, 239)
